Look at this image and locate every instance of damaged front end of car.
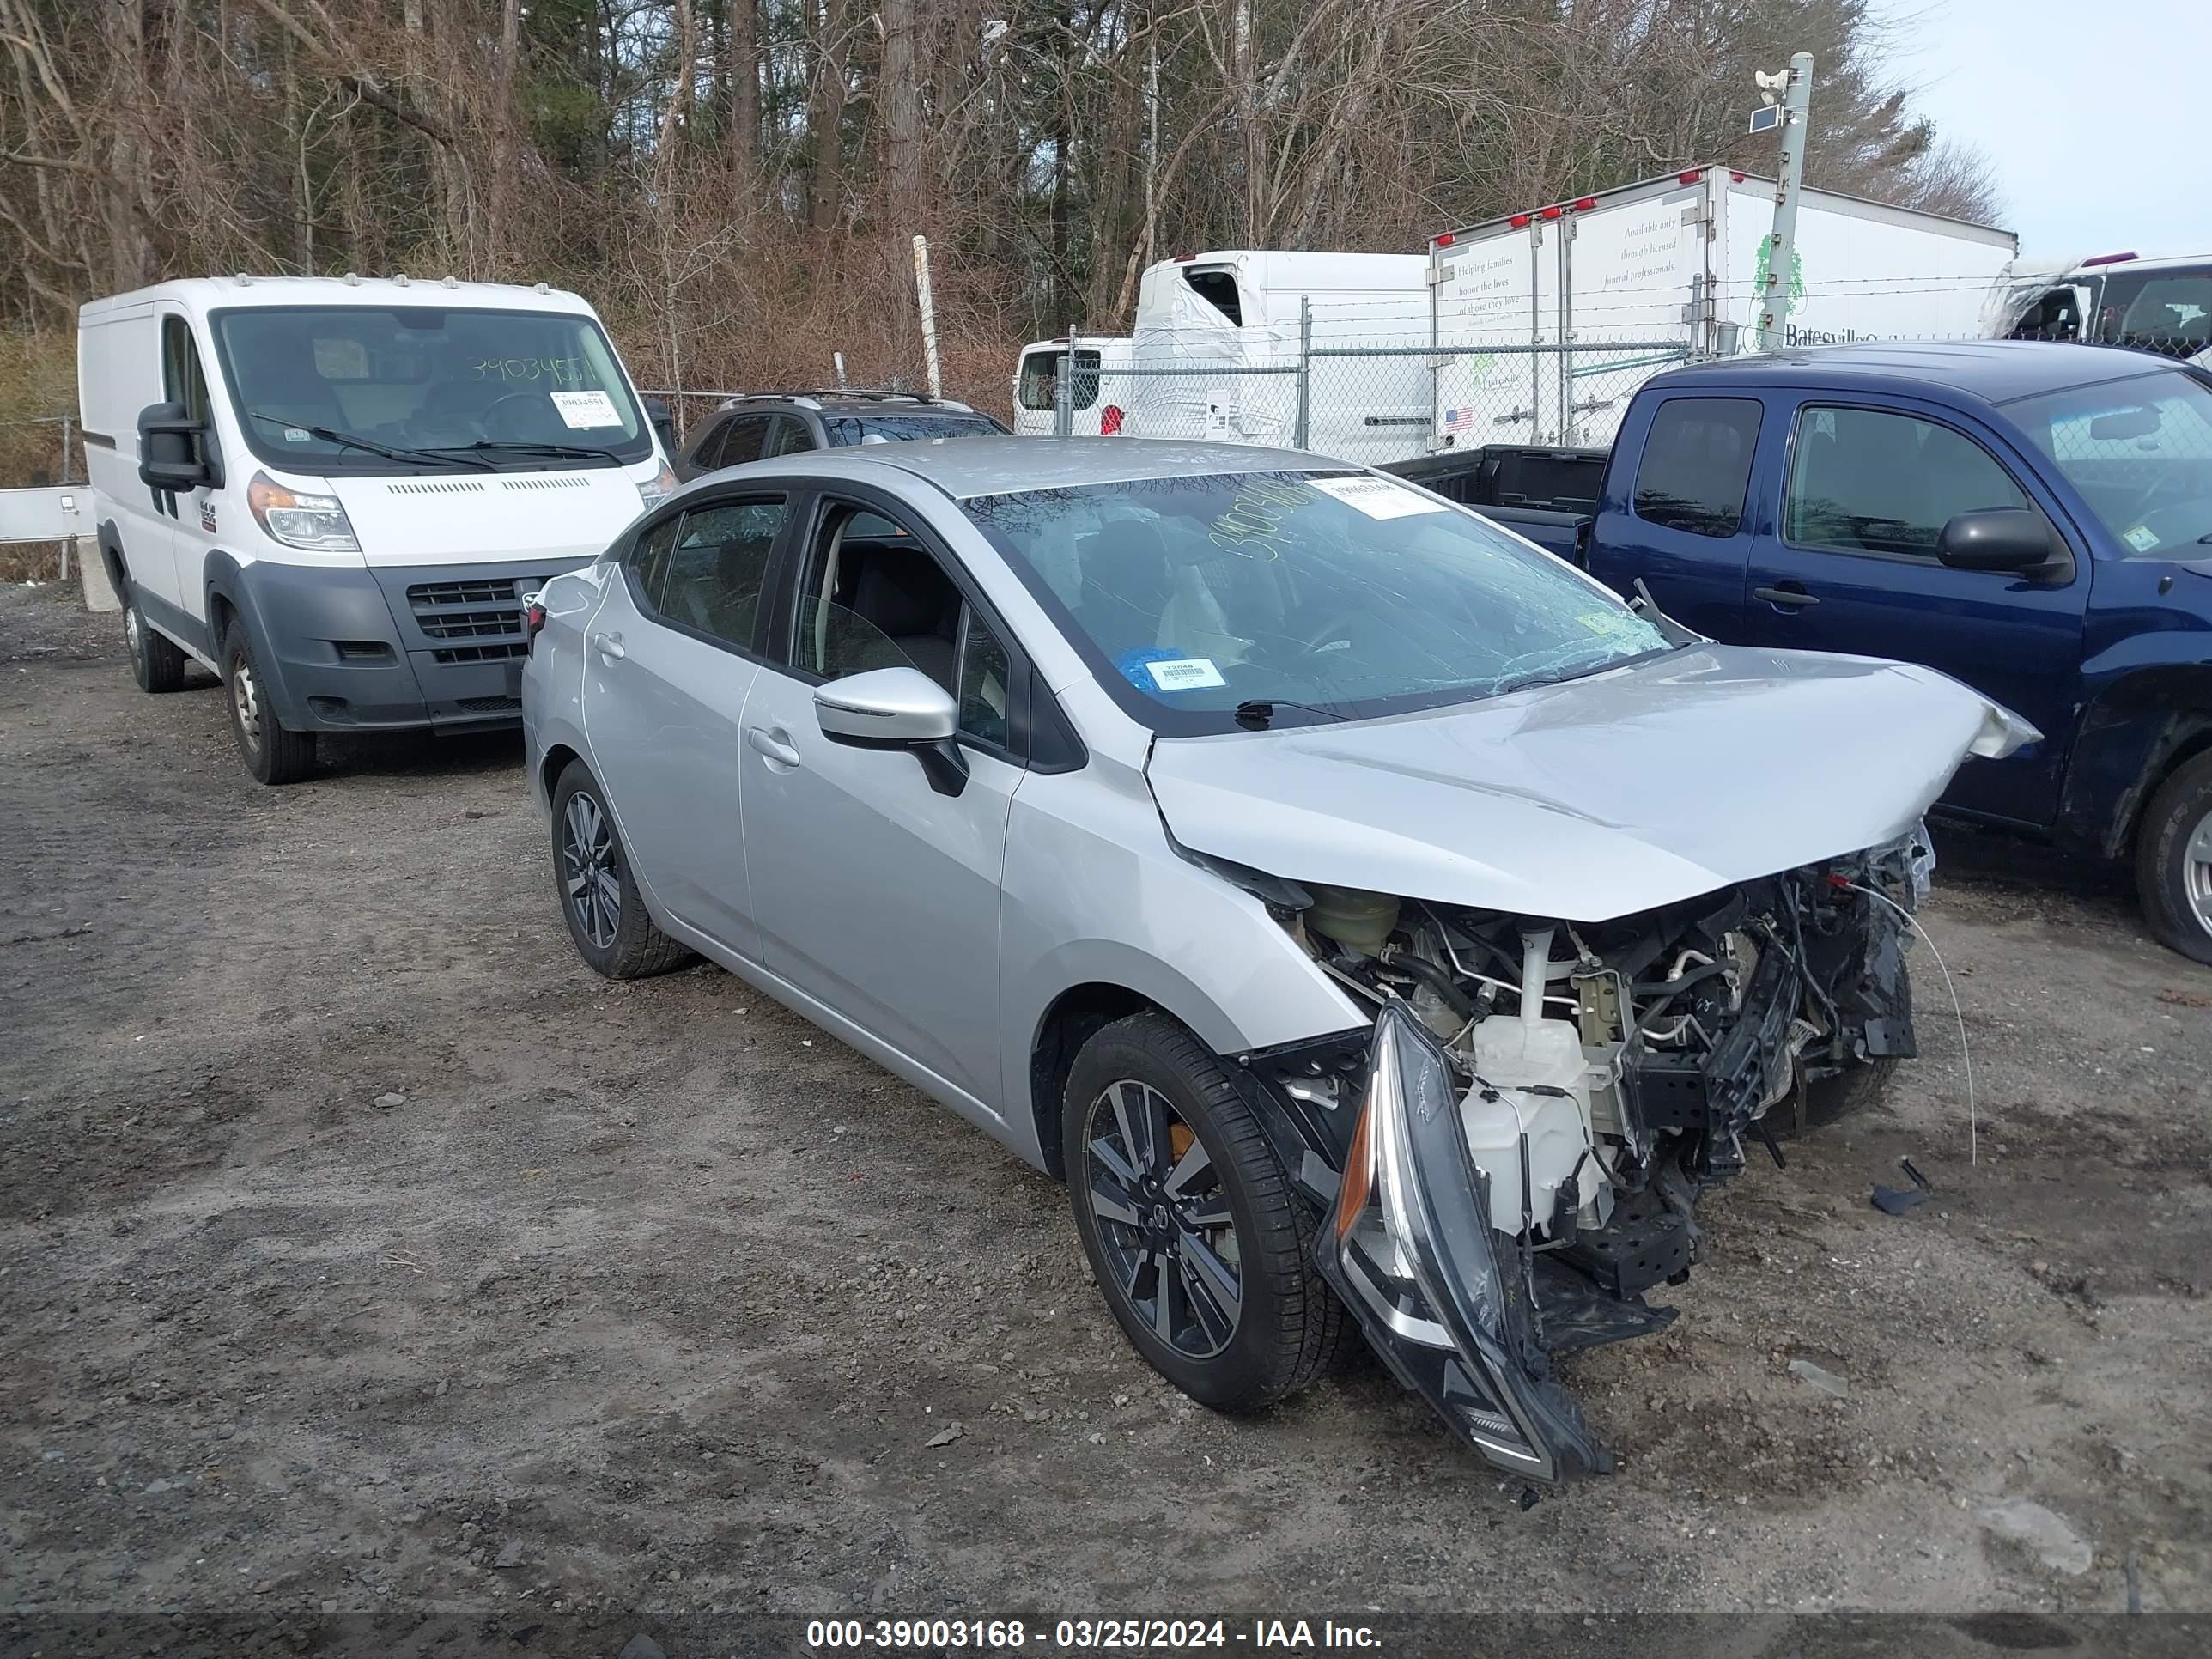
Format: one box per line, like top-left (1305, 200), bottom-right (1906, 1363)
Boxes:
top-left (1246, 831), bottom-right (1935, 1480)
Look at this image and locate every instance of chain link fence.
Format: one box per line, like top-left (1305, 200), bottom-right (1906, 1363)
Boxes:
top-left (1055, 310), bottom-right (1694, 462)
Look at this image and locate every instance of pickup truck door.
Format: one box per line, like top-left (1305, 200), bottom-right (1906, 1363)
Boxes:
top-left (1583, 392), bottom-right (1766, 640)
top-left (1736, 397), bottom-right (2090, 829)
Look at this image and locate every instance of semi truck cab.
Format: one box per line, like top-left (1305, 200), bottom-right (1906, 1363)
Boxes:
top-left (78, 276), bottom-right (676, 782)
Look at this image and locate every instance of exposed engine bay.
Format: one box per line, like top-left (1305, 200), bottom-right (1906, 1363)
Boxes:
top-left (1241, 827), bottom-right (1933, 1480)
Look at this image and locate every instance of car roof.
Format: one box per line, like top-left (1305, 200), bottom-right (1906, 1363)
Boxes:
top-left (672, 436), bottom-right (1352, 506)
top-left (1650, 340), bottom-right (2181, 406)
top-left (716, 393), bottom-right (991, 415)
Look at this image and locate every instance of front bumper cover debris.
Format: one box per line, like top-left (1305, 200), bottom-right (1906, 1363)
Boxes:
top-left (1313, 1002), bottom-right (1610, 1481)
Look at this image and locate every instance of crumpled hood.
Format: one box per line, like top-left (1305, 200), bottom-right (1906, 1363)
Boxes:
top-left (1145, 645), bottom-right (2037, 922)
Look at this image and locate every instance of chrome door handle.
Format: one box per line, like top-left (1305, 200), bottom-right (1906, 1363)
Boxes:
top-left (746, 726), bottom-right (801, 768)
top-left (591, 630), bottom-right (626, 659)
top-left (1753, 585), bottom-right (1820, 610)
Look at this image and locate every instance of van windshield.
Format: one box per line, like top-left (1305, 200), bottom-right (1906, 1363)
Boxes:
top-left (961, 469), bottom-right (1672, 734)
top-left (210, 305), bottom-right (653, 473)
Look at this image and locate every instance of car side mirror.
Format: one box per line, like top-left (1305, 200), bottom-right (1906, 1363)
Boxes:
top-left (643, 395), bottom-right (678, 458)
top-left (1936, 508), bottom-right (2072, 583)
top-left (137, 400), bottom-right (216, 491)
top-left (813, 666), bottom-right (969, 796)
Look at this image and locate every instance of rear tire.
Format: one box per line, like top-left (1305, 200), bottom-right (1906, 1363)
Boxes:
top-left (1063, 1012), bottom-right (1348, 1413)
top-left (124, 580), bottom-right (186, 694)
top-left (2136, 750), bottom-right (2212, 966)
top-left (550, 760), bottom-right (693, 979)
top-left (221, 621), bottom-right (315, 785)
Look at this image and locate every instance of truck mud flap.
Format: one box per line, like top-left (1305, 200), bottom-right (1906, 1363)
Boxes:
top-left (1313, 1001), bottom-right (1611, 1481)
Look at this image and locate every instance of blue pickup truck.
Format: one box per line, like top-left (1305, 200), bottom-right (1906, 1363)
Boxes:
top-left (1391, 342), bottom-right (2212, 963)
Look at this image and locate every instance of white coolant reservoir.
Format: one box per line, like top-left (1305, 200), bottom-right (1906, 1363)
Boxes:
top-left (1459, 929), bottom-right (1608, 1239)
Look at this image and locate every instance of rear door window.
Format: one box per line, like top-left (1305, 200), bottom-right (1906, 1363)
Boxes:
top-left (1784, 406), bottom-right (2030, 559)
top-left (1630, 398), bottom-right (1762, 538)
top-left (766, 416), bottom-right (816, 456)
top-left (717, 415), bottom-right (773, 468)
top-left (657, 500), bottom-right (787, 650)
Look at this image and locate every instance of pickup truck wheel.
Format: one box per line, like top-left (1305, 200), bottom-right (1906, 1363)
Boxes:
top-left (2136, 750), bottom-right (2212, 965)
top-left (221, 621), bottom-right (315, 785)
top-left (1064, 1013), bottom-right (1348, 1413)
top-left (124, 583), bottom-right (187, 694)
top-left (549, 761), bottom-right (694, 979)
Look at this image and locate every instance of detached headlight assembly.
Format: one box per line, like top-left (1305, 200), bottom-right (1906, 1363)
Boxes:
top-left (635, 461), bottom-right (678, 513)
top-left (246, 471), bottom-right (360, 552)
top-left (1317, 1000), bottom-right (1609, 1480)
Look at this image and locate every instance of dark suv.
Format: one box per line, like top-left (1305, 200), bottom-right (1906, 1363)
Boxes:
top-left (672, 391), bottom-right (1007, 480)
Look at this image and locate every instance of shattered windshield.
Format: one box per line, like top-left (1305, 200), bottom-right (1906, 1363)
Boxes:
top-left (961, 470), bottom-right (1672, 732)
top-left (2008, 369), bottom-right (2212, 558)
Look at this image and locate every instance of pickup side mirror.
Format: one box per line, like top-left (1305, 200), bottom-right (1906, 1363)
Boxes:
top-left (1936, 507), bottom-right (2073, 584)
top-left (137, 400), bottom-right (218, 492)
top-left (813, 665), bottom-right (969, 796)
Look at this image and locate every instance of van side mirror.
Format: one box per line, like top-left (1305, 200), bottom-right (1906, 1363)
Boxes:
top-left (1936, 507), bottom-right (2072, 583)
top-left (643, 396), bottom-right (678, 458)
top-left (137, 401), bottom-right (216, 491)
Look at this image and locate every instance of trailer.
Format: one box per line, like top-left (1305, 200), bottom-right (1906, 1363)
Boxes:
top-left (1431, 166), bottom-right (2020, 448)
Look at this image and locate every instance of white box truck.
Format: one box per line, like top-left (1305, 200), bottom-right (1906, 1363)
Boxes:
top-left (1431, 166), bottom-right (2019, 448)
top-left (79, 276), bottom-right (676, 782)
top-left (1121, 251), bottom-right (1431, 464)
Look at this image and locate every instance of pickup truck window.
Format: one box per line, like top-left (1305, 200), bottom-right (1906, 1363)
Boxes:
top-left (2094, 267), bottom-right (2212, 358)
top-left (2010, 370), bottom-right (2212, 559)
top-left (1018, 350), bottom-right (1102, 413)
top-left (1632, 398), bottom-right (1761, 538)
top-left (1785, 406), bottom-right (2029, 560)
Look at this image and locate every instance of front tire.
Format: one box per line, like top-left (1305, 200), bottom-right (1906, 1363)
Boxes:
top-left (2136, 750), bottom-right (2212, 965)
top-left (1063, 1012), bottom-right (1347, 1413)
top-left (549, 760), bottom-right (693, 979)
top-left (221, 621), bottom-right (315, 785)
top-left (124, 579), bottom-right (186, 694)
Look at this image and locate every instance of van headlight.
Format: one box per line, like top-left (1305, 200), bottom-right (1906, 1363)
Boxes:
top-left (246, 471), bottom-right (360, 552)
top-left (635, 461), bottom-right (678, 513)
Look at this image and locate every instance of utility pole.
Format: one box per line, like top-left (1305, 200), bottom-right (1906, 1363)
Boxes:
top-left (1753, 52), bottom-right (1814, 353)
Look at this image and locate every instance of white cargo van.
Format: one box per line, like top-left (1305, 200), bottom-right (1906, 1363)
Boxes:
top-left (79, 276), bottom-right (675, 782)
top-left (1011, 335), bottom-right (1135, 436)
top-left (1430, 166), bottom-right (2020, 447)
top-left (1124, 252), bottom-right (1430, 463)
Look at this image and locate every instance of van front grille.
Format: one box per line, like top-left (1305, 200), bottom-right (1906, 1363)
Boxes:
top-left (407, 577), bottom-right (544, 647)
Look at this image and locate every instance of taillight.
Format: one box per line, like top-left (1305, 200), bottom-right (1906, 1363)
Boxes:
top-left (1434, 232), bottom-right (1456, 248)
top-left (1510, 213), bottom-right (1532, 229)
top-left (525, 601), bottom-right (547, 648)
top-left (1101, 404), bottom-right (1123, 436)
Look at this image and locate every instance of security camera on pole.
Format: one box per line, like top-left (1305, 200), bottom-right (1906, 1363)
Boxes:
top-left (1751, 52), bottom-right (1814, 352)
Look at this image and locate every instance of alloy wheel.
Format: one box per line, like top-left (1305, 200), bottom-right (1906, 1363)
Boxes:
top-left (1082, 1079), bottom-right (1243, 1358)
top-left (2186, 809), bottom-right (2212, 938)
top-left (230, 657), bottom-right (263, 751)
top-left (562, 790), bottom-right (622, 951)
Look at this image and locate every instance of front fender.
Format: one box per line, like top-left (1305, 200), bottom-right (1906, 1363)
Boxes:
top-left (2056, 663), bottom-right (2212, 856)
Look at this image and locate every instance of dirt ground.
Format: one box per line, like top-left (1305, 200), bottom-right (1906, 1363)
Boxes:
top-left (3, 580), bottom-right (2208, 1656)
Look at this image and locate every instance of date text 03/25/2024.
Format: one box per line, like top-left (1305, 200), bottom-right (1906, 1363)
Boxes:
top-left (805, 1619), bottom-right (1383, 1650)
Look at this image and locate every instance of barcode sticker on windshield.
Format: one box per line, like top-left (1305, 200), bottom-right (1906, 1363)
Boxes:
top-left (550, 390), bottom-right (621, 429)
top-left (1307, 475), bottom-right (1447, 520)
top-left (1145, 657), bottom-right (1228, 691)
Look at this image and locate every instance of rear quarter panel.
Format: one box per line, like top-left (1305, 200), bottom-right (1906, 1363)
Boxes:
top-left (521, 560), bottom-right (610, 817)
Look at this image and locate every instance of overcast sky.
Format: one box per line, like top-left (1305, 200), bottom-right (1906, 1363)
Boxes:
top-left (1900, 0), bottom-right (2210, 258)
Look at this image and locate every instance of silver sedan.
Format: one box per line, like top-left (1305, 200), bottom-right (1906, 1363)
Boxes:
top-left (521, 437), bottom-right (2033, 1479)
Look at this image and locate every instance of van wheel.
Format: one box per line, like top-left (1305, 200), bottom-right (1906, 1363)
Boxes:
top-left (550, 760), bottom-right (693, 978)
top-left (124, 582), bottom-right (186, 694)
top-left (2136, 750), bottom-right (2212, 965)
top-left (221, 621), bottom-right (315, 785)
top-left (1063, 1013), bottom-right (1348, 1413)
